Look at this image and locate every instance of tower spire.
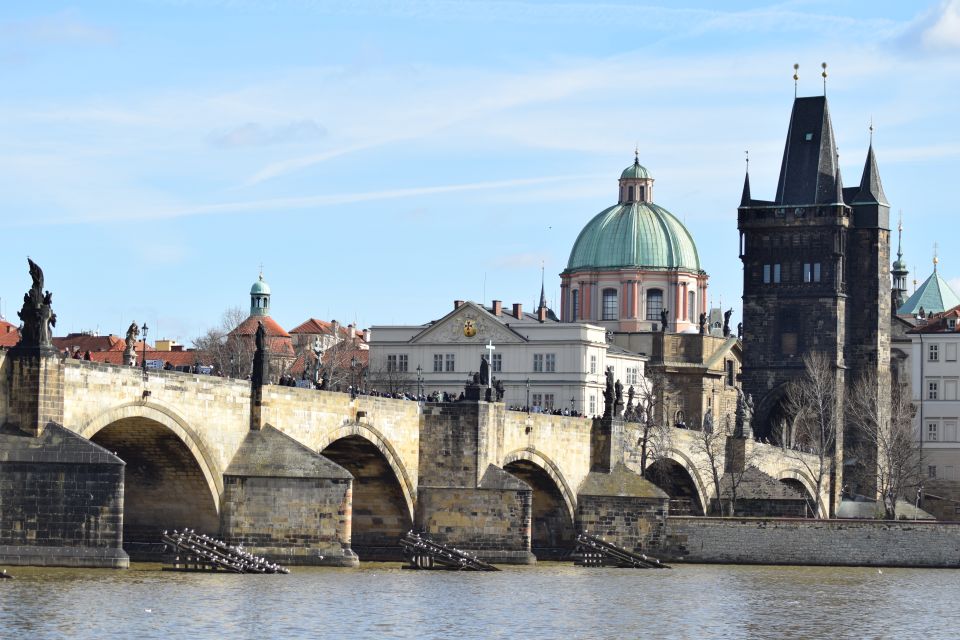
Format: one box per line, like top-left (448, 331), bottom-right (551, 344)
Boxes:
top-left (740, 150), bottom-right (752, 207)
top-left (538, 262), bottom-right (547, 311)
top-left (793, 63), bottom-right (799, 98)
top-left (821, 62), bottom-right (828, 96)
top-left (897, 209), bottom-right (903, 262)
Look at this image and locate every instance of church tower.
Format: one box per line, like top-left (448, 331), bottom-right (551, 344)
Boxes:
top-left (738, 93), bottom-right (890, 512)
top-left (891, 216), bottom-right (909, 311)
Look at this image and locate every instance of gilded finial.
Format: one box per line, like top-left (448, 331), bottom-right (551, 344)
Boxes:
top-left (745, 150), bottom-right (749, 172)
top-left (793, 63), bottom-right (799, 98)
top-left (821, 62), bottom-right (828, 95)
top-left (869, 116), bottom-right (874, 144)
top-left (634, 143), bottom-right (639, 165)
top-left (934, 242), bottom-right (939, 270)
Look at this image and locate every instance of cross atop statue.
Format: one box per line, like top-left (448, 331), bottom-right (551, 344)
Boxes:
top-left (483, 340), bottom-right (496, 390)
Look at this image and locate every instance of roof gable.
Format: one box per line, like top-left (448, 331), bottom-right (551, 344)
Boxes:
top-left (410, 302), bottom-right (526, 345)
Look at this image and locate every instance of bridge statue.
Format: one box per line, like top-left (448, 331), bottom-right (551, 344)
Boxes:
top-left (734, 387), bottom-right (754, 439)
top-left (602, 367), bottom-right (615, 418)
top-left (723, 308), bottom-right (733, 338)
top-left (479, 354), bottom-right (490, 386)
top-left (15, 258), bottom-right (57, 352)
top-left (123, 322), bottom-right (139, 367)
top-left (251, 320), bottom-right (270, 388)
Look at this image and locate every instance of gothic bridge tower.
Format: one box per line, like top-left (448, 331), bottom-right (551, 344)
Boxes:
top-left (738, 94), bottom-right (891, 510)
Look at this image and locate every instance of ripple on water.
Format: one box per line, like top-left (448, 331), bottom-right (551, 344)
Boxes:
top-left (0, 563), bottom-right (958, 639)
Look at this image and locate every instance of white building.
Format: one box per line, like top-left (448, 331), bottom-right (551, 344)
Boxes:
top-left (369, 299), bottom-right (647, 416)
top-left (910, 303), bottom-right (960, 519)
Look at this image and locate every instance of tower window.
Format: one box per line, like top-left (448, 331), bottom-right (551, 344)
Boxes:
top-left (688, 291), bottom-right (696, 323)
top-left (773, 264), bottom-right (781, 283)
top-left (763, 265), bottom-right (771, 283)
top-left (571, 290), bottom-right (579, 321)
top-left (602, 289), bottom-right (618, 320)
top-left (627, 186), bottom-right (635, 202)
top-left (646, 289), bottom-right (664, 321)
top-left (639, 186), bottom-right (646, 201)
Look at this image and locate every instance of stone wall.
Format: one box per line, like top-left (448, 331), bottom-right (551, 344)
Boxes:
top-left (665, 517), bottom-right (960, 567)
top-left (0, 424), bottom-right (127, 568)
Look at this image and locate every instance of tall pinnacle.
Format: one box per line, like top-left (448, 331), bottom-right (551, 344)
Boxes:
top-left (538, 263), bottom-right (547, 311)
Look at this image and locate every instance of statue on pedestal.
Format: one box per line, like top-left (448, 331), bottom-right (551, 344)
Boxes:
top-left (123, 322), bottom-right (139, 367)
top-left (480, 354), bottom-right (490, 386)
top-left (698, 312), bottom-right (707, 336)
top-left (602, 367), bottom-right (615, 418)
top-left (15, 258), bottom-right (57, 352)
top-left (723, 308), bottom-right (734, 338)
top-left (660, 308), bottom-right (669, 333)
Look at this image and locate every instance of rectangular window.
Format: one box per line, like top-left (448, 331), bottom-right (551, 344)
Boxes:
top-left (602, 289), bottom-right (618, 320)
top-left (773, 263), bottom-right (781, 284)
top-left (533, 353), bottom-right (544, 372)
top-left (387, 354), bottom-right (397, 372)
top-left (571, 290), bottom-right (579, 320)
top-left (433, 353), bottom-right (443, 372)
top-left (589, 395), bottom-right (596, 416)
top-left (948, 343), bottom-right (958, 361)
top-left (397, 354), bottom-right (408, 372)
top-left (590, 355), bottom-right (597, 374)
top-left (928, 380), bottom-right (939, 400)
top-left (445, 353), bottom-right (455, 372)
top-left (492, 353), bottom-right (502, 372)
top-left (545, 353), bottom-right (556, 372)
top-left (950, 318), bottom-right (957, 331)
top-left (646, 289), bottom-right (664, 321)
top-left (763, 264), bottom-right (771, 284)
top-left (532, 393), bottom-right (543, 409)
top-left (626, 367), bottom-right (638, 385)
top-left (928, 422), bottom-right (939, 441)
top-left (813, 263), bottom-right (821, 282)
top-left (929, 344), bottom-right (940, 362)
top-left (804, 263), bottom-right (812, 283)
top-left (543, 393), bottom-right (555, 410)
top-left (945, 421), bottom-right (958, 442)
top-left (946, 380), bottom-right (957, 401)
top-left (928, 465), bottom-right (937, 479)
top-left (726, 360), bottom-right (735, 386)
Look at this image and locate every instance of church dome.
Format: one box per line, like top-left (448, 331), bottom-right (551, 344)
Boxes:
top-left (250, 273), bottom-right (271, 296)
top-left (620, 159), bottom-right (651, 180)
top-left (565, 179), bottom-right (701, 273)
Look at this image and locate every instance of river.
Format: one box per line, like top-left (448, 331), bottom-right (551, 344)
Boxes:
top-left (1, 562), bottom-right (956, 639)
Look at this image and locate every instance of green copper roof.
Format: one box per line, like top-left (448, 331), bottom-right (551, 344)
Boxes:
top-left (621, 160), bottom-right (651, 180)
top-left (898, 271), bottom-right (960, 316)
top-left (565, 202), bottom-right (701, 272)
top-left (251, 274), bottom-right (271, 296)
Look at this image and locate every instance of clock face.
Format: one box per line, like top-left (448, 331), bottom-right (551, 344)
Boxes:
top-left (463, 319), bottom-right (477, 337)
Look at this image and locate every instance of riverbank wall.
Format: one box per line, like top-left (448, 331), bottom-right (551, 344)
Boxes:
top-left (664, 516), bottom-right (960, 567)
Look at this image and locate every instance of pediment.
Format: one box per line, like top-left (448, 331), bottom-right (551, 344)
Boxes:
top-left (411, 303), bottom-right (525, 345)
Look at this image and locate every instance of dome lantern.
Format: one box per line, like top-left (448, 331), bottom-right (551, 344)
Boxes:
top-left (618, 149), bottom-right (654, 204)
top-left (250, 272), bottom-right (271, 317)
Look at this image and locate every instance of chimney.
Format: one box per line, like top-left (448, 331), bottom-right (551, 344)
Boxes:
top-left (348, 323), bottom-right (356, 339)
top-left (172, 345), bottom-right (184, 352)
top-left (454, 300), bottom-right (465, 309)
top-left (363, 328), bottom-right (371, 342)
top-left (512, 303), bottom-right (523, 319)
top-left (537, 306), bottom-right (547, 322)
top-left (492, 300), bottom-right (502, 316)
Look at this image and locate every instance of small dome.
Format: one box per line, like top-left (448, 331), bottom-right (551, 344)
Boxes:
top-left (892, 258), bottom-right (906, 271)
top-left (621, 160), bottom-right (651, 180)
top-left (565, 202), bottom-right (700, 272)
top-left (250, 274), bottom-right (271, 296)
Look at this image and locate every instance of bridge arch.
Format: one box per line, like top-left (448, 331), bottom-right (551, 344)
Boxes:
top-left (317, 423), bottom-right (415, 560)
top-left (646, 450), bottom-right (709, 516)
top-left (79, 402), bottom-right (222, 554)
top-left (502, 449), bottom-right (577, 559)
top-left (777, 468), bottom-right (823, 517)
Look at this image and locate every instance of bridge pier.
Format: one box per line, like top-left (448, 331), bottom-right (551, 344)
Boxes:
top-left (416, 402), bottom-right (536, 564)
top-left (0, 350), bottom-right (128, 568)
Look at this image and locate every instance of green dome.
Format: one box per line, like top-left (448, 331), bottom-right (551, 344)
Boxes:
top-left (565, 202), bottom-right (701, 272)
top-left (250, 274), bottom-right (271, 296)
top-left (621, 160), bottom-right (651, 180)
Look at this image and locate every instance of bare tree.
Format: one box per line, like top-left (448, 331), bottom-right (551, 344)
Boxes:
top-left (846, 370), bottom-right (919, 519)
top-left (783, 351), bottom-right (840, 517)
top-left (690, 411), bottom-right (759, 516)
top-left (627, 372), bottom-right (673, 478)
top-left (192, 307), bottom-right (250, 377)
top-left (367, 356), bottom-right (413, 396)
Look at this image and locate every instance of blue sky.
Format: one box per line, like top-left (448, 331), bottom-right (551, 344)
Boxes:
top-left (1, 1), bottom-right (959, 342)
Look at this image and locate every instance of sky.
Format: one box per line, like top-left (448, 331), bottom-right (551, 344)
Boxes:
top-left (1, 1), bottom-right (959, 343)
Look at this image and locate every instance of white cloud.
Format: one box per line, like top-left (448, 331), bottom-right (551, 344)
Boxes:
top-left (208, 120), bottom-right (327, 148)
top-left (923, 0), bottom-right (960, 50)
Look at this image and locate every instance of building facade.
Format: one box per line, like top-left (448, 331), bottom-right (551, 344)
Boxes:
top-left (369, 299), bottom-right (646, 415)
top-left (909, 305), bottom-right (960, 519)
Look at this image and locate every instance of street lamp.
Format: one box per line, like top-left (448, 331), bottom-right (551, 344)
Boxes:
top-left (350, 356), bottom-right (359, 397)
top-left (416, 364), bottom-right (423, 400)
top-left (526, 377), bottom-right (530, 413)
top-left (141, 323), bottom-right (149, 375)
top-left (570, 396), bottom-right (576, 415)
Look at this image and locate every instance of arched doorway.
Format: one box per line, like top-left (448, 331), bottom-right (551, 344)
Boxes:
top-left (90, 417), bottom-right (220, 559)
top-left (646, 458), bottom-right (705, 516)
top-left (320, 435), bottom-right (412, 560)
top-left (503, 460), bottom-right (576, 559)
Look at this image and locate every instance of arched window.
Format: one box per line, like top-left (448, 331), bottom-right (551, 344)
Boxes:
top-left (571, 290), bottom-right (579, 321)
top-left (646, 289), bottom-right (663, 320)
top-left (602, 288), bottom-right (618, 320)
top-left (627, 186), bottom-right (635, 202)
top-left (688, 291), bottom-right (696, 323)
top-left (639, 186), bottom-right (646, 202)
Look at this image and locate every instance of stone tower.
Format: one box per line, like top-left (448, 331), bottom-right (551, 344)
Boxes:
top-left (738, 95), bottom-right (891, 511)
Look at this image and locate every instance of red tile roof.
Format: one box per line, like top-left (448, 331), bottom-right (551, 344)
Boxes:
top-left (0, 320), bottom-right (19, 348)
top-left (52, 333), bottom-right (127, 353)
top-left (230, 315), bottom-right (291, 338)
top-left (86, 349), bottom-right (210, 368)
top-left (289, 318), bottom-right (362, 339)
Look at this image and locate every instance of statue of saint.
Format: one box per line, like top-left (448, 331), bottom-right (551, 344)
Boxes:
top-left (698, 312), bottom-right (707, 335)
top-left (702, 407), bottom-right (714, 433)
top-left (255, 321), bottom-right (267, 353)
top-left (660, 308), bottom-right (669, 333)
top-left (16, 258), bottom-right (56, 350)
top-left (602, 367), bottom-right (615, 417)
top-left (480, 354), bottom-right (490, 386)
top-left (737, 322), bottom-right (743, 339)
top-left (723, 308), bottom-right (734, 338)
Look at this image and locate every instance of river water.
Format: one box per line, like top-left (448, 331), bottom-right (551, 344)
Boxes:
top-left (1, 562), bottom-right (956, 639)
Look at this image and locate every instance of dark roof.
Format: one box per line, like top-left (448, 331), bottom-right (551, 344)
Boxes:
top-left (852, 143), bottom-right (888, 206)
top-left (739, 171), bottom-right (751, 207)
top-left (775, 96), bottom-right (840, 206)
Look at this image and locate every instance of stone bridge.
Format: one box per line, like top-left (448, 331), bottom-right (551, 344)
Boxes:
top-left (1, 350), bottom-right (823, 568)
